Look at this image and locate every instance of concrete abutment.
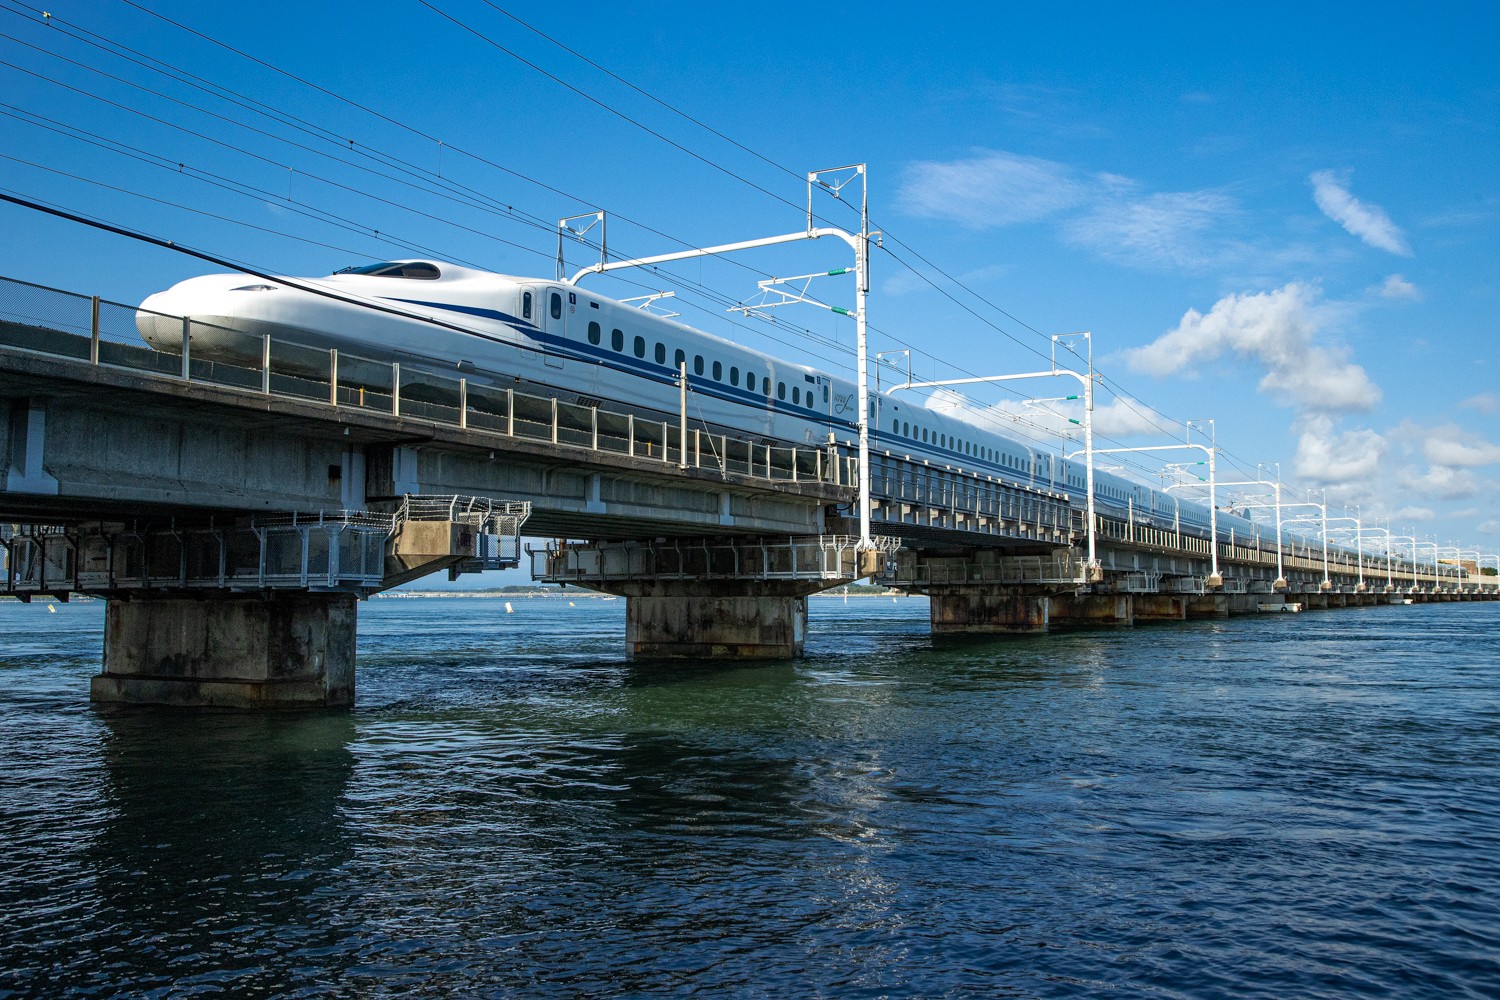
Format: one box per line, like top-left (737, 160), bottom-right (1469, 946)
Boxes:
top-left (91, 593), bottom-right (357, 709)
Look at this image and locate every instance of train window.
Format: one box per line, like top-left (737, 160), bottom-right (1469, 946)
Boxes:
top-left (675, 349), bottom-right (686, 369)
top-left (336, 261), bottom-right (440, 279)
top-left (730, 366), bottom-right (739, 386)
top-left (792, 387), bottom-right (801, 404)
top-left (902, 421), bottom-right (909, 436)
top-left (712, 360), bottom-right (722, 381)
top-left (689, 355), bottom-right (701, 376)
top-left (587, 321), bottom-right (601, 345)
top-left (522, 292), bottom-right (533, 320)
top-left (891, 420), bottom-right (898, 433)
top-left (611, 328), bottom-right (624, 351)
top-left (654, 342), bottom-right (666, 364)
top-left (550, 293), bottom-right (562, 320)
top-left (763, 377), bottom-right (771, 395)
top-left (777, 382), bottom-right (786, 400)
top-left (922, 428), bottom-right (929, 443)
top-left (823, 386), bottom-right (829, 403)
top-left (633, 335), bottom-right (645, 358)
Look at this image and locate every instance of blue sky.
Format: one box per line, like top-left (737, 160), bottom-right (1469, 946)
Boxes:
top-left (3, 1), bottom-right (1498, 574)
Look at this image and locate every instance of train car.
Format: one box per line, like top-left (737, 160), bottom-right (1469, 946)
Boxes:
top-left (136, 258), bottom-right (1337, 555)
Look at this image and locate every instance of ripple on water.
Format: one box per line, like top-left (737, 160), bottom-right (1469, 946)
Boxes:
top-left (0, 597), bottom-right (1497, 997)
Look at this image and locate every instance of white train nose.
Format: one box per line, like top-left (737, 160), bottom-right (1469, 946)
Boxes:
top-left (136, 289), bottom-right (187, 349)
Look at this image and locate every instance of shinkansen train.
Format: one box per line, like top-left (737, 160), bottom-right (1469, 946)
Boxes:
top-left (135, 258), bottom-right (1302, 548)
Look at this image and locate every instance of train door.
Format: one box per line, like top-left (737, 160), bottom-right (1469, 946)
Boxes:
top-left (540, 286), bottom-right (566, 370)
top-left (814, 374), bottom-right (833, 436)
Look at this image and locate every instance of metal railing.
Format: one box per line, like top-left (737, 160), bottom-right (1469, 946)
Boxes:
top-left (0, 275), bottom-right (852, 489)
top-left (532, 534), bottom-right (902, 586)
top-left (882, 552), bottom-right (1089, 588)
top-left (0, 494), bottom-right (530, 596)
top-left (1, 520), bottom-right (389, 595)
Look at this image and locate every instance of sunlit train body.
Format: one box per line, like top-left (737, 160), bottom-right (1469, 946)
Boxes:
top-left (138, 259), bottom-right (1275, 546)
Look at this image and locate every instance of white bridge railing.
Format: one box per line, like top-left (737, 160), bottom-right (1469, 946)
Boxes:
top-left (0, 275), bottom-right (854, 489)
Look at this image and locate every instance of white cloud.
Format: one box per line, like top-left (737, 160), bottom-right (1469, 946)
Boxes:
top-left (898, 150), bottom-right (1087, 227)
top-left (1459, 393), bottom-right (1500, 414)
top-left (1403, 465), bottom-right (1480, 499)
top-left (1064, 189), bottom-right (1239, 270)
top-left (1092, 396), bottom-right (1175, 437)
top-left (1124, 282), bottom-right (1381, 413)
top-left (1376, 274), bottom-right (1421, 300)
top-left (1310, 170), bottom-right (1411, 255)
top-left (879, 268), bottom-right (934, 296)
top-left (1422, 425), bottom-right (1500, 467)
top-left (1292, 414), bottom-right (1388, 484)
top-left (897, 149), bottom-right (1242, 272)
top-left (1394, 505), bottom-right (1436, 522)
top-left (1479, 519), bottom-right (1500, 535)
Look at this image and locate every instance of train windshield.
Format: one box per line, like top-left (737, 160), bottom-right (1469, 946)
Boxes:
top-left (333, 261), bottom-right (441, 279)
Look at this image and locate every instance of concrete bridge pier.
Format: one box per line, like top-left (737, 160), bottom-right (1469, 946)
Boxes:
top-left (1186, 594), bottom-right (1229, 619)
top-left (534, 535), bottom-right (892, 661)
top-left (615, 580), bottom-right (811, 659)
top-left (1132, 594), bottom-right (1188, 623)
top-left (92, 593), bottom-right (358, 709)
top-left (925, 587), bottom-right (1050, 635)
top-left (1050, 593), bottom-right (1132, 628)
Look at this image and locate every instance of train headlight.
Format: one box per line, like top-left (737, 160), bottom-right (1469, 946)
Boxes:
top-left (231, 284), bottom-right (279, 292)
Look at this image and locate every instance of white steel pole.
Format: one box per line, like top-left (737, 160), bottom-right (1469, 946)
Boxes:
top-left (1320, 499), bottom-right (1330, 589)
top-left (678, 360), bottom-right (689, 470)
top-left (1274, 478), bottom-right (1284, 589)
top-left (1354, 507), bottom-right (1365, 591)
top-left (855, 168), bottom-right (873, 549)
top-left (1208, 444), bottom-right (1220, 584)
top-left (1082, 335), bottom-right (1098, 578)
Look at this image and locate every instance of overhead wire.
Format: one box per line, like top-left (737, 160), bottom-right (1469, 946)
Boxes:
top-left (5, 2), bottom-right (1356, 509)
top-left (0, 10), bottom-right (868, 368)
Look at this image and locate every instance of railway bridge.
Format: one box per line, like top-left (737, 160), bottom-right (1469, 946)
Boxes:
top-left (3, 274), bottom-right (1494, 708)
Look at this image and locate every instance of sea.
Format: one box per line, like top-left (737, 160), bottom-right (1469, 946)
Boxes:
top-left (1, 595), bottom-right (1497, 998)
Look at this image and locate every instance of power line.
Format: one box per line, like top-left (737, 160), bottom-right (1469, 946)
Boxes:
top-left (9, 2), bottom-right (1361, 509)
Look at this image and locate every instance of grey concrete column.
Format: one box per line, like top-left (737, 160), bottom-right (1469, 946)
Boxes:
top-left (92, 593), bottom-right (357, 709)
top-left (1050, 593), bottom-right (1133, 628)
top-left (1185, 594), bottom-right (1229, 619)
top-left (620, 581), bottom-right (809, 660)
top-left (927, 589), bottom-right (1049, 635)
top-left (1132, 594), bottom-right (1188, 622)
top-left (1226, 594), bottom-right (1261, 615)
top-left (4, 399), bottom-right (60, 495)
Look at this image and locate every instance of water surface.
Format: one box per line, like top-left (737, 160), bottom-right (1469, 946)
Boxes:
top-left (1, 596), bottom-right (1497, 997)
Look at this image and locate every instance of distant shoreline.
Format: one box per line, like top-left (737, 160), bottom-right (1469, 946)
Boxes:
top-left (377, 590), bottom-right (915, 600)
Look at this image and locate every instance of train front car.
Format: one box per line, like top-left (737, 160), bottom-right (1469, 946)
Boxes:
top-left (135, 272), bottom-right (297, 365)
top-left (134, 260), bottom-right (527, 372)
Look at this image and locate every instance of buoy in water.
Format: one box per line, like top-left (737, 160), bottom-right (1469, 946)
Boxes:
top-left (47, 604), bottom-right (56, 613)
top-left (504, 601), bottom-right (514, 614)
top-left (568, 601), bottom-right (576, 607)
